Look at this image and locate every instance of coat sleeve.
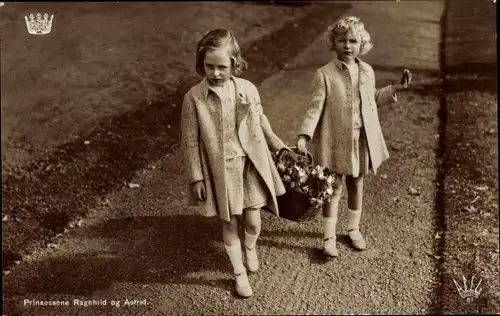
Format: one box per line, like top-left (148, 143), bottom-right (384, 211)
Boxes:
top-left (371, 66), bottom-right (398, 106)
top-left (375, 85), bottom-right (398, 105)
top-left (181, 93), bottom-right (204, 184)
top-left (251, 84), bottom-right (286, 153)
top-left (297, 69), bottom-right (327, 141)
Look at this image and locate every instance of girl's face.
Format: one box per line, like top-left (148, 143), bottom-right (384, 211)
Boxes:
top-left (333, 29), bottom-right (362, 63)
top-left (204, 47), bottom-right (232, 87)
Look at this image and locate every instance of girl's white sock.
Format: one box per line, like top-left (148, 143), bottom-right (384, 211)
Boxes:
top-left (323, 217), bottom-right (338, 240)
top-left (347, 208), bottom-right (362, 231)
top-left (224, 243), bottom-right (246, 275)
top-left (244, 231), bottom-right (259, 250)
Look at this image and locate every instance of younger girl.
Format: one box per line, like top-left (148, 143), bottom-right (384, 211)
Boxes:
top-left (296, 17), bottom-right (412, 258)
top-left (181, 29), bottom-right (288, 298)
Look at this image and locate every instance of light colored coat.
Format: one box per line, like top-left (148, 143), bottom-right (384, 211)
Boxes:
top-left (181, 76), bottom-right (286, 222)
top-left (298, 58), bottom-right (397, 176)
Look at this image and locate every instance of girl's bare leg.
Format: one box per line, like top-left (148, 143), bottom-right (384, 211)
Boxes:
top-left (346, 174), bottom-right (364, 210)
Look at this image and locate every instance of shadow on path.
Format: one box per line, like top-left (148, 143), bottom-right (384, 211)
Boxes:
top-left (5, 214), bottom-right (338, 298)
top-left (6, 215), bottom-right (229, 297)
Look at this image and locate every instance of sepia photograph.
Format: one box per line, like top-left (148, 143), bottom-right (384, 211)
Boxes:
top-left (1, 0), bottom-right (498, 315)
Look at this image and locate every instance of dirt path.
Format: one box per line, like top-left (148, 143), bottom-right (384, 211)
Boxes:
top-left (3, 2), bottom-right (450, 315)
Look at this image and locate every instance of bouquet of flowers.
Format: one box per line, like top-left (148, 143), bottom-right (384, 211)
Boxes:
top-left (273, 147), bottom-right (338, 222)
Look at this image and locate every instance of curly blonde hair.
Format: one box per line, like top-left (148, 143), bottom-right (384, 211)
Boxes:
top-left (328, 16), bottom-right (373, 56)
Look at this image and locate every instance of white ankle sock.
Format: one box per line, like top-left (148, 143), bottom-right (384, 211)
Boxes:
top-left (244, 231), bottom-right (259, 250)
top-left (347, 208), bottom-right (362, 231)
top-left (323, 217), bottom-right (337, 241)
top-left (224, 243), bottom-right (246, 275)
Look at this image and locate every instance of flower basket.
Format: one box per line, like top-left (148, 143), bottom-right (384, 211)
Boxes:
top-left (273, 147), bottom-right (339, 222)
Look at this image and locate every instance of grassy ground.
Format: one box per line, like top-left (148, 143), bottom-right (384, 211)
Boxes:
top-left (1, 2), bottom-right (325, 270)
top-left (436, 0), bottom-right (499, 313)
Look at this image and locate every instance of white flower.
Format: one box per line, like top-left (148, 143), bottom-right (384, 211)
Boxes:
top-left (326, 175), bottom-right (334, 184)
top-left (299, 174), bottom-right (308, 184)
top-left (326, 186), bottom-right (333, 195)
top-left (277, 162), bottom-right (286, 171)
top-left (296, 167), bottom-right (306, 177)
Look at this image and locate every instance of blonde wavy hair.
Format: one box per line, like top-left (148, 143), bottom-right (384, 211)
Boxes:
top-left (328, 16), bottom-right (373, 56)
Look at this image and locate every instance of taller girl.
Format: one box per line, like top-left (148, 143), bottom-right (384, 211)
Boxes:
top-left (181, 29), bottom-right (288, 298)
top-left (296, 17), bottom-right (412, 258)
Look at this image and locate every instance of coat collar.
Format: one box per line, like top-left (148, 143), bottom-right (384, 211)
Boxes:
top-left (333, 57), bottom-right (362, 71)
top-left (198, 76), bottom-right (251, 129)
top-left (199, 76), bottom-right (246, 102)
top-left (331, 57), bottom-right (372, 81)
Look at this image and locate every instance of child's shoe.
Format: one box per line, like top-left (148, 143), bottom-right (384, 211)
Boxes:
top-left (235, 270), bottom-right (253, 298)
top-left (245, 246), bottom-right (259, 273)
top-left (323, 237), bottom-right (339, 258)
top-left (348, 229), bottom-right (366, 251)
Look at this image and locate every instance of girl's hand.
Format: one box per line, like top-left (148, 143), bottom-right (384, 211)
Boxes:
top-left (278, 146), bottom-right (291, 156)
top-left (296, 135), bottom-right (308, 151)
top-left (393, 69), bottom-right (412, 92)
top-left (191, 180), bottom-right (206, 202)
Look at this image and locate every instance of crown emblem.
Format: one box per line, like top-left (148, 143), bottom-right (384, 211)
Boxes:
top-left (453, 276), bottom-right (483, 302)
top-left (24, 13), bottom-right (54, 35)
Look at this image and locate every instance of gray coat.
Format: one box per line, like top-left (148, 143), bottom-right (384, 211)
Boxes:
top-left (298, 58), bottom-right (397, 176)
